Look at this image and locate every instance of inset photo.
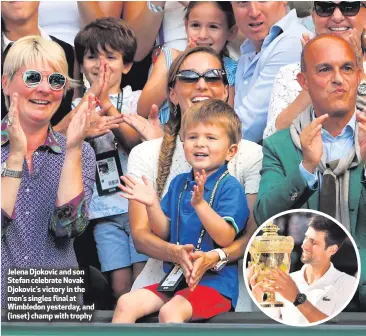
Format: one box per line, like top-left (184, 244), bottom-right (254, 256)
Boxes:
top-left (244, 210), bottom-right (360, 327)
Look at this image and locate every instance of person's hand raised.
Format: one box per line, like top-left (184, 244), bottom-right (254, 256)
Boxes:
top-left (122, 104), bottom-right (164, 141)
top-left (66, 93), bottom-right (96, 150)
top-left (191, 169), bottom-right (207, 208)
top-left (301, 32), bottom-right (311, 48)
top-left (119, 174), bottom-right (159, 207)
top-left (300, 114), bottom-right (328, 173)
top-left (89, 58), bottom-right (113, 114)
top-left (6, 93), bottom-right (27, 159)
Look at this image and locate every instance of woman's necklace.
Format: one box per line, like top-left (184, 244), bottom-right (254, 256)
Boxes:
top-left (25, 152), bottom-right (34, 171)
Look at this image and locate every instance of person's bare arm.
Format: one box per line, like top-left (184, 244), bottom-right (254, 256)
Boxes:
top-left (129, 200), bottom-right (194, 276)
top-left (98, 1), bottom-right (124, 17)
top-left (120, 175), bottom-right (170, 239)
top-left (77, 2), bottom-right (104, 26)
top-left (104, 105), bottom-right (141, 152)
top-left (296, 301), bottom-right (329, 323)
top-left (128, 1), bottom-right (165, 61)
top-left (121, 1), bottom-right (147, 22)
top-left (223, 193), bottom-right (257, 260)
top-left (268, 268), bottom-right (328, 323)
top-left (137, 50), bottom-right (172, 118)
top-left (275, 90), bottom-right (311, 131)
top-left (228, 85), bottom-right (235, 108)
top-left (56, 95), bottom-right (96, 205)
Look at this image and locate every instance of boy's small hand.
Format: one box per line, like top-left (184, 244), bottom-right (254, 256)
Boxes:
top-left (119, 175), bottom-right (159, 207)
top-left (191, 169), bottom-right (207, 208)
top-left (89, 58), bottom-right (112, 113)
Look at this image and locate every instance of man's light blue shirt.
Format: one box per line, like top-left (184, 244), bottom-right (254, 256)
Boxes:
top-left (299, 112), bottom-right (357, 188)
top-left (235, 9), bottom-right (309, 143)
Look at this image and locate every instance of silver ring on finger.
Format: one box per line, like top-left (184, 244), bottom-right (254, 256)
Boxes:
top-left (6, 117), bottom-right (13, 127)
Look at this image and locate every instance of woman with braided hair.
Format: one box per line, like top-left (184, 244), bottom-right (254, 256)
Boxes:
top-left (125, 46), bottom-right (263, 311)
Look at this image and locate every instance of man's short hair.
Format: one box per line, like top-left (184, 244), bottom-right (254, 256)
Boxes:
top-left (74, 17), bottom-right (137, 66)
top-left (308, 215), bottom-right (347, 249)
top-left (181, 99), bottom-right (242, 145)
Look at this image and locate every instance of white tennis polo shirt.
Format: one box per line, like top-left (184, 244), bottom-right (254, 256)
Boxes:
top-left (279, 263), bottom-right (358, 325)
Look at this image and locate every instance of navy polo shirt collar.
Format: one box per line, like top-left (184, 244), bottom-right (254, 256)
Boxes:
top-left (186, 164), bottom-right (229, 191)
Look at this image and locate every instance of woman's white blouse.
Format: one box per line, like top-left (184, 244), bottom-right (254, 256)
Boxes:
top-left (263, 62), bottom-right (302, 139)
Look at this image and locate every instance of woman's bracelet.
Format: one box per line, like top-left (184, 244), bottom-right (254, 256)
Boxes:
top-left (147, 1), bottom-right (164, 13)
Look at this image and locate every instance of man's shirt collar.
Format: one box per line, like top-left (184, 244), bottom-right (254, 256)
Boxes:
top-left (241, 9), bottom-right (298, 55)
top-left (312, 107), bottom-right (356, 140)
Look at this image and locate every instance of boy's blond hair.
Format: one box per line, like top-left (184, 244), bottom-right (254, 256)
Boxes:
top-left (181, 99), bottom-right (242, 146)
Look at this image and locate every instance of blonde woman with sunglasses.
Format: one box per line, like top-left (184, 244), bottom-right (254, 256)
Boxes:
top-left (1, 36), bottom-right (97, 308)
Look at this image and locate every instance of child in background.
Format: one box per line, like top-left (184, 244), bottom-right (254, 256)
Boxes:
top-left (113, 99), bottom-right (249, 323)
top-left (137, 1), bottom-right (238, 123)
top-left (73, 17), bottom-right (148, 301)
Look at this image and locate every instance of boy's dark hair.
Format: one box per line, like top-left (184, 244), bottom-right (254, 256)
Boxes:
top-left (74, 17), bottom-right (137, 66)
top-left (308, 215), bottom-right (347, 249)
top-left (181, 99), bottom-right (242, 146)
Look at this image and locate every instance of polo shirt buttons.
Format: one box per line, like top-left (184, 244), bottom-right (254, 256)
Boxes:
top-left (291, 192), bottom-right (298, 201)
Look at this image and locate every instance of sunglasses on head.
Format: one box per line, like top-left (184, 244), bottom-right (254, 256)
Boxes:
top-left (21, 70), bottom-right (66, 91)
top-left (173, 69), bottom-right (227, 85)
top-left (314, 1), bottom-right (365, 17)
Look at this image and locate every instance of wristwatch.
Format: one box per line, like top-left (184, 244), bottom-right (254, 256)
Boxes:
top-left (1, 161), bottom-right (23, 178)
top-left (293, 293), bottom-right (307, 306)
top-left (211, 248), bottom-right (229, 272)
top-left (358, 80), bottom-right (366, 96)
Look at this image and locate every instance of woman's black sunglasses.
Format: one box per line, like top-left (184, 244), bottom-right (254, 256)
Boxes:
top-left (314, 1), bottom-right (365, 17)
top-left (172, 69), bottom-right (227, 86)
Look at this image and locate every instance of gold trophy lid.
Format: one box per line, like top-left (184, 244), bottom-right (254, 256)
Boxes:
top-left (250, 222), bottom-right (294, 254)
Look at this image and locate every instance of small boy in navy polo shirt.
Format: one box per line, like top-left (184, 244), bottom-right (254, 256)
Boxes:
top-left (116, 99), bottom-right (249, 323)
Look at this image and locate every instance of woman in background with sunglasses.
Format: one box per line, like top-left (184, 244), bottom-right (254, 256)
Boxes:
top-left (0, 36), bottom-right (96, 307)
top-left (121, 46), bottom-right (262, 313)
top-left (264, 0), bottom-right (366, 138)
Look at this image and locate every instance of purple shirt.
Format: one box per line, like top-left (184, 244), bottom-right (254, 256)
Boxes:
top-left (1, 120), bottom-right (95, 306)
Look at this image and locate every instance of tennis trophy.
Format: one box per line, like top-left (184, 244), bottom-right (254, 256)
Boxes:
top-left (249, 222), bottom-right (294, 308)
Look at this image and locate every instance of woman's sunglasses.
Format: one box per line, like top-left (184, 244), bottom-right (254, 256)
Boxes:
top-left (21, 70), bottom-right (66, 91)
top-left (314, 1), bottom-right (365, 17)
top-left (173, 69), bottom-right (227, 85)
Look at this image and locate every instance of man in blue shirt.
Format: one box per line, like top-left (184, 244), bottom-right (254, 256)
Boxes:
top-left (232, 1), bottom-right (310, 143)
top-left (253, 35), bottom-right (366, 311)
